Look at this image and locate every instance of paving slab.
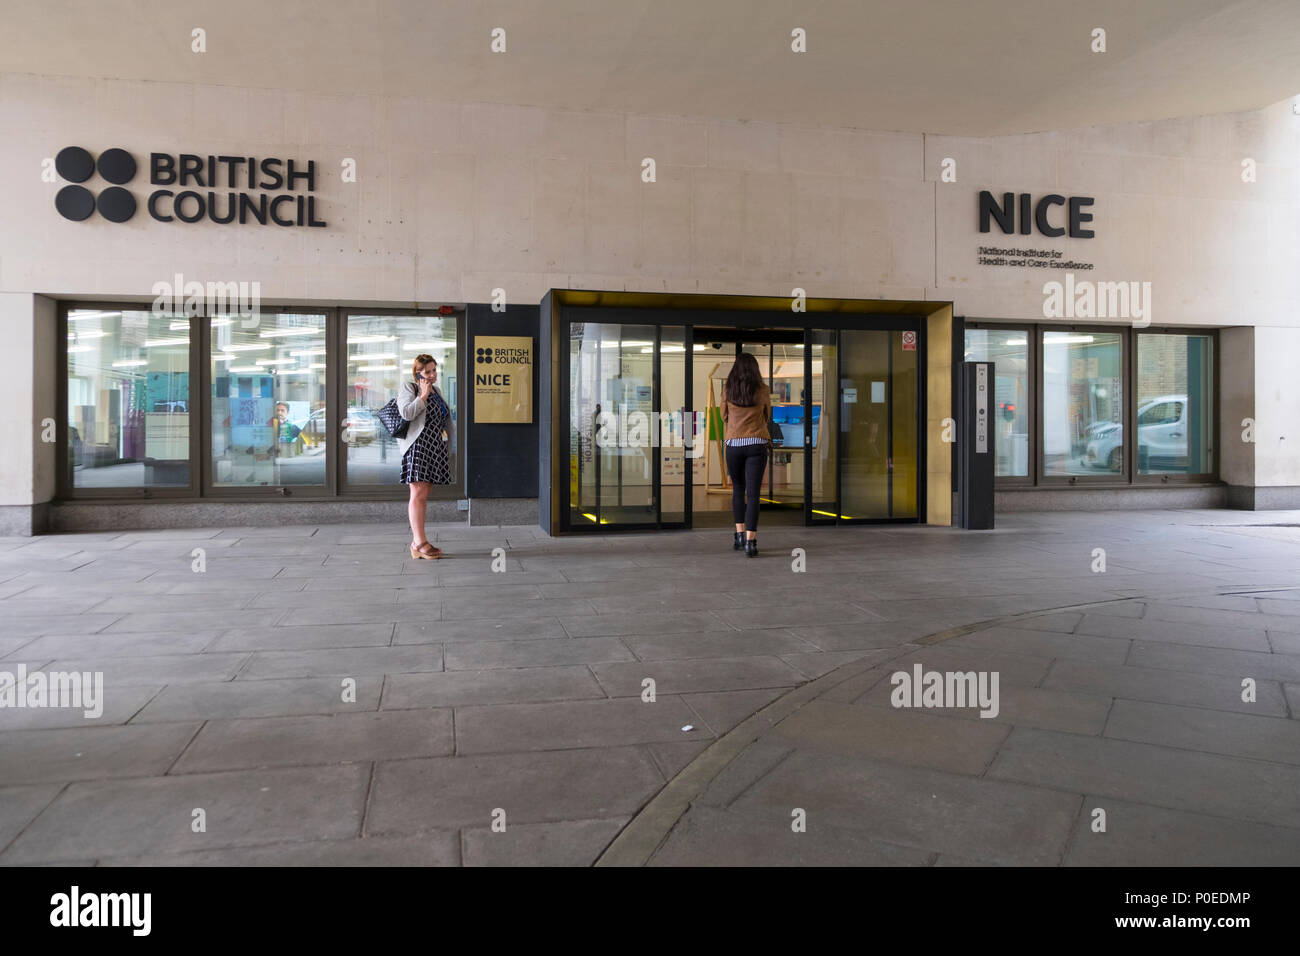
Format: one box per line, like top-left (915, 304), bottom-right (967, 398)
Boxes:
top-left (591, 657), bottom-right (805, 697)
top-left (767, 699), bottom-right (1010, 775)
top-left (171, 710), bottom-right (454, 773)
top-left (382, 665), bottom-right (605, 709)
top-left (461, 819), bottom-right (627, 866)
top-left (854, 679), bottom-right (1113, 736)
top-left (1, 764), bottom-right (371, 863)
top-left (453, 697), bottom-right (707, 754)
top-left (1041, 659), bottom-right (1289, 716)
top-left (680, 687), bottom-right (790, 735)
top-left (132, 677), bottom-right (385, 722)
top-left (365, 748), bottom-right (664, 833)
top-left (1061, 797), bottom-right (1300, 866)
top-left (394, 618), bottom-right (568, 644)
top-left (0, 784), bottom-right (64, 850)
top-left (0, 722), bottom-right (200, 784)
top-left (1103, 698), bottom-right (1300, 765)
top-left (443, 637), bottom-right (634, 670)
top-left (239, 645), bottom-right (444, 680)
top-left (650, 804), bottom-right (936, 866)
top-left (988, 727), bottom-right (1300, 829)
top-left (727, 750), bottom-right (1081, 866)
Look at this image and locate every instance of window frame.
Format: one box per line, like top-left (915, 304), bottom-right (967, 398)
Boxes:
top-left (962, 321), bottom-right (1037, 487)
top-left (1132, 327), bottom-right (1220, 486)
top-left (57, 300), bottom-right (466, 503)
top-left (58, 300), bottom-right (203, 500)
top-left (963, 321), bottom-right (1220, 489)
top-left (335, 307), bottom-right (466, 501)
top-left (200, 306), bottom-right (337, 499)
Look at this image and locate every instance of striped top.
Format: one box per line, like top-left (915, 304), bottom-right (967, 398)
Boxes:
top-left (725, 436), bottom-right (768, 447)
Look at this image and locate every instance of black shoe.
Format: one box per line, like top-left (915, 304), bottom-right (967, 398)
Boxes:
top-left (734, 531), bottom-right (744, 550)
top-left (745, 538), bottom-right (758, 558)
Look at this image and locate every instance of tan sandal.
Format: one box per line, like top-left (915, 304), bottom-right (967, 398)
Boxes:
top-left (410, 541), bottom-right (442, 560)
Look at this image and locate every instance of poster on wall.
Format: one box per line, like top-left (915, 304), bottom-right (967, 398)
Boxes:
top-left (474, 335), bottom-right (533, 423)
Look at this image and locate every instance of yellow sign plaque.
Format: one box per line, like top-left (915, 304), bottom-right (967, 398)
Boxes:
top-left (473, 335), bottom-right (533, 423)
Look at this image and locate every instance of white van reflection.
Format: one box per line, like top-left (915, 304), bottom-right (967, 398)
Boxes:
top-left (1084, 394), bottom-right (1189, 472)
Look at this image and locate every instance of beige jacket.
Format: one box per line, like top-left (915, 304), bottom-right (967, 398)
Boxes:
top-left (721, 383), bottom-right (772, 443)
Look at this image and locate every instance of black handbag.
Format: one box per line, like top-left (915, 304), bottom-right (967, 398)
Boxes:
top-left (376, 398), bottom-right (410, 439)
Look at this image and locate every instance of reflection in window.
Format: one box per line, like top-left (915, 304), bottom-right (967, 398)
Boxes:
top-left (964, 329), bottom-right (1030, 477)
top-left (345, 315), bottom-right (458, 486)
top-left (1042, 331), bottom-right (1123, 476)
top-left (66, 309), bottom-right (191, 489)
top-left (211, 313), bottom-right (327, 487)
top-left (1137, 334), bottom-right (1213, 474)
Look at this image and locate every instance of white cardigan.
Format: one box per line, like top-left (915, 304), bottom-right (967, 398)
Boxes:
top-left (395, 380), bottom-right (448, 458)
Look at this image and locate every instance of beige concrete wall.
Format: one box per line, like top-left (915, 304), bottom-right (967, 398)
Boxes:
top-left (4, 72), bottom-right (1296, 322)
top-left (1253, 326), bottom-right (1300, 487)
top-left (0, 293), bottom-right (37, 505)
top-left (2, 71), bottom-right (1298, 503)
top-left (1217, 327), bottom-right (1255, 488)
top-left (929, 100), bottom-right (1300, 325)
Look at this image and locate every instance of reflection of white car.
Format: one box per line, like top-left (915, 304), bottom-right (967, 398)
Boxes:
top-left (1085, 394), bottom-right (1188, 471)
top-left (294, 408), bottom-right (379, 446)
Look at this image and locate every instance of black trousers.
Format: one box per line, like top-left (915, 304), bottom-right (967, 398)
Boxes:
top-left (726, 442), bottom-right (769, 532)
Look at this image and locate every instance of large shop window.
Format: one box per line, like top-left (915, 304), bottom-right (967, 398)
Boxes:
top-left (1042, 330), bottom-right (1124, 477)
top-left (963, 329), bottom-right (1030, 478)
top-left (344, 314), bottom-right (458, 488)
top-left (1136, 333), bottom-right (1214, 476)
top-left (211, 312), bottom-right (327, 488)
top-left (965, 322), bottom-right (1217, 486)
top-left (63, 305), bottom-right (463, 500)
top-left (66, 308), bottom-right (192, 490)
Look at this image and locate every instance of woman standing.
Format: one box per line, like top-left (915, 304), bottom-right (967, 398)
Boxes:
top-left (398, 353), bottom-right (452, 559)
top-left (721, 352), bottom-right (771, 558)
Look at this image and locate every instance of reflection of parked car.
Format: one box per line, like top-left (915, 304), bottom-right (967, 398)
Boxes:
top-left (343, 408), bottom-right (380, 445)
top-left (1085, 394), bottom-right (1188, 471)
top-left (293, 407), bottom-right (381, 446)
top-left (297, 409), bottom-right (328, 447)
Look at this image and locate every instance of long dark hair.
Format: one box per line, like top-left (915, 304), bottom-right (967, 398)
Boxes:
top-left (724, 352), bottom-right (763, 406)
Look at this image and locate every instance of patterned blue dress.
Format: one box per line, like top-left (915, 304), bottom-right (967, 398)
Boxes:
top-left (399, 389), bottom-right (452, 484)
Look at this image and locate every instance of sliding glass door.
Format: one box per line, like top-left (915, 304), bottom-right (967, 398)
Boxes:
top-left (567, 322), bottom-right (687, 529)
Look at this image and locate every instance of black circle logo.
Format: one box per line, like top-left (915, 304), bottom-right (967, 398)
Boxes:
top-left (476, 348), bottom-right (493, 364)
top-left (54, 147), bottom-right (136, 222)
top-left (98, 187), bottom-right (137, 223)
top-left (55, 146), bottom-right (95, 184)
top-left (55, 185), bottom-right (95, 221)
top-left (97, 148), bottom-right (137, 185)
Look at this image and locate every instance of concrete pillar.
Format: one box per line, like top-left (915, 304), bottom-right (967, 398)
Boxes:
top-left (926, 304), bottom-right (953, 525)
top-left (1251, 326), bottom-right (1300, 509)
top-left (0, 294), bottom-right (57, 534)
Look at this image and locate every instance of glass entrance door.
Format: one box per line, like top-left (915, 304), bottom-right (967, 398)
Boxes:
top-left (566, 321), bottom-right (922, 530)
top-left (839, 329), bottom-right (920, 519)
top-left (567, 322), bottom-right (687, 529)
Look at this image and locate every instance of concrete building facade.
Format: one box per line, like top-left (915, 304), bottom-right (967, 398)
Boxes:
top-left (2, 69), bottom-right (1298, 535)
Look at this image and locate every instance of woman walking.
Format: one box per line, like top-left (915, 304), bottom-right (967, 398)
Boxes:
top-left (721, 352), bottom-right (771, 558)
top-left (398, 353), bottom-right (452, 559)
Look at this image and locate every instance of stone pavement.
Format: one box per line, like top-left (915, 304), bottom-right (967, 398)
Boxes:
top-left (0, 510), bottom-right (1297, 866)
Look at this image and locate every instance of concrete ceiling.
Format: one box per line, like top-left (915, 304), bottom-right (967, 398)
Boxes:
top-left (4, 0), bottom-right (1300, 135)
